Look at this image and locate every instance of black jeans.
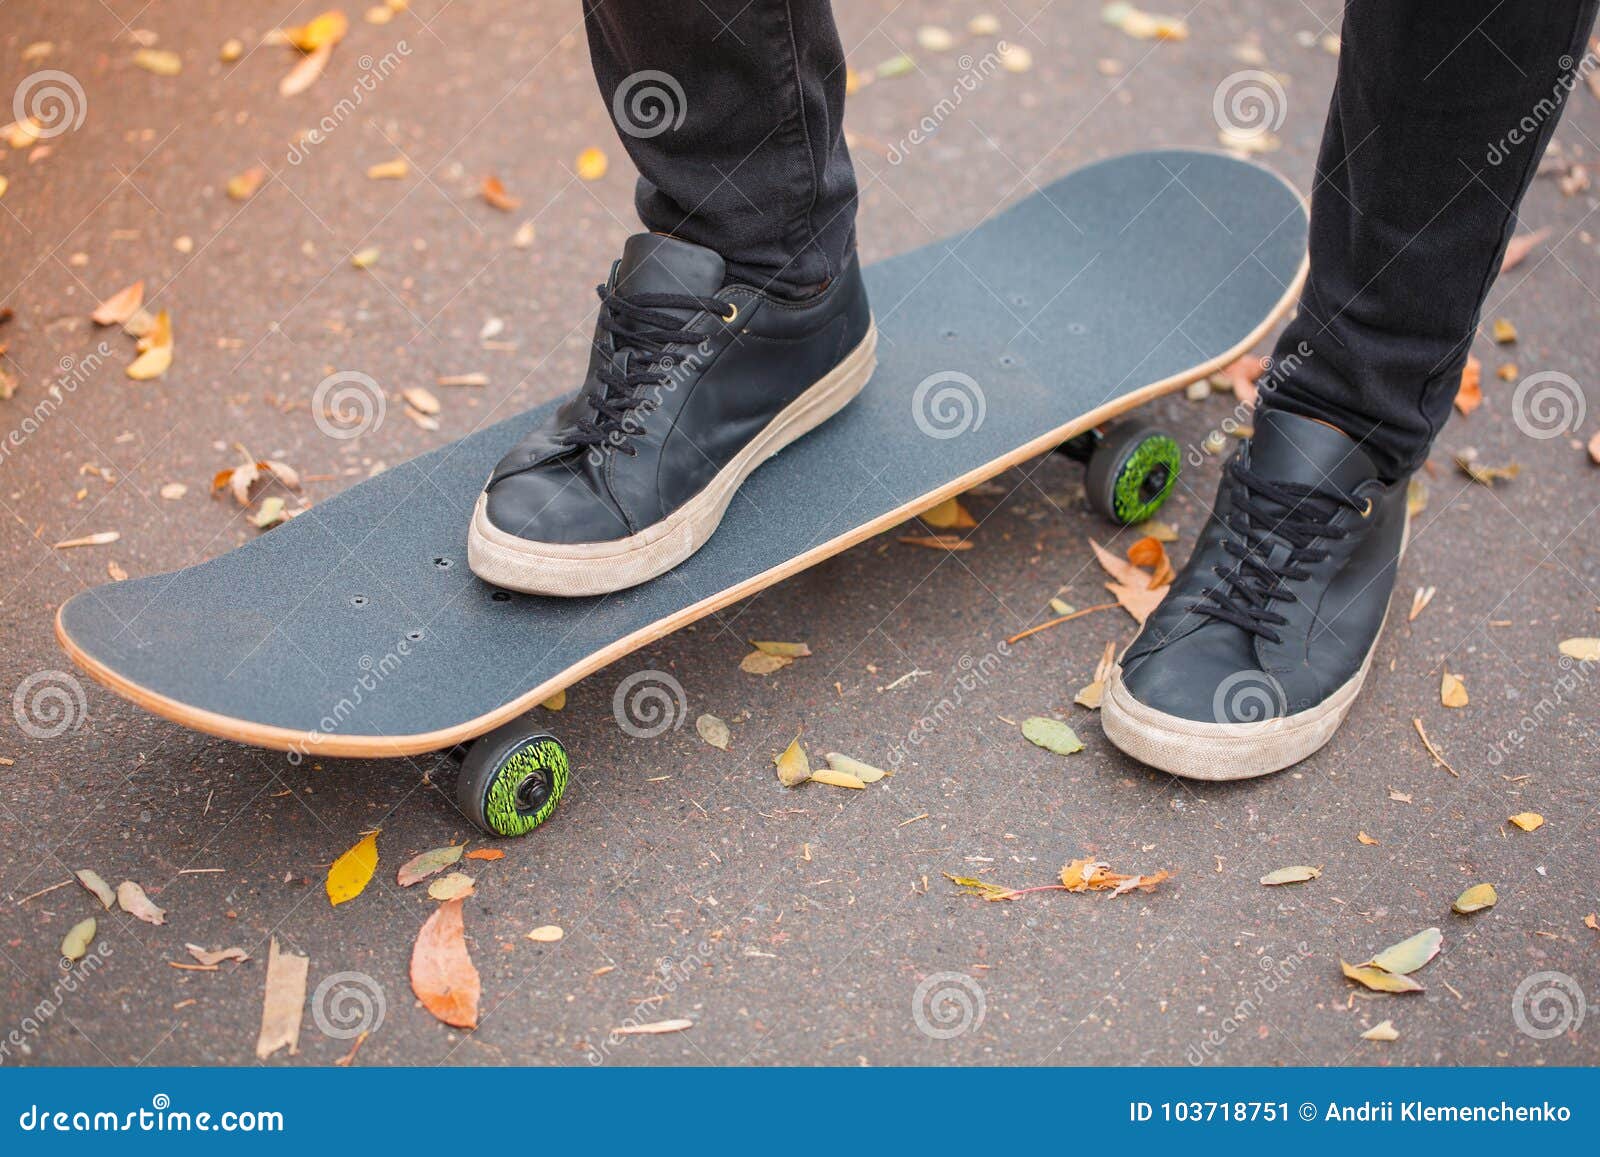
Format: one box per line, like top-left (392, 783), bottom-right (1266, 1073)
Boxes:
top-left (584, 1), bottom-right (1599, 479)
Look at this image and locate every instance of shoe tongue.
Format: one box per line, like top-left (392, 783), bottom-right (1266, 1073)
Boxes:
top-left (1247, 410), bottom-right (1378, 495)
top-left (613, 233), bottom-right (726, 298)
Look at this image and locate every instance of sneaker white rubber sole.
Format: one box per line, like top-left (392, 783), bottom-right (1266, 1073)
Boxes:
top-left (1100, 514), bottom-right (1408, 781)
top-left (467, 322), bottom-right (878, 597)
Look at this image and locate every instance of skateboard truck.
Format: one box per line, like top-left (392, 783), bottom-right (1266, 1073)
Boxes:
top-left (1055, 420), bottom-right (1182, 526)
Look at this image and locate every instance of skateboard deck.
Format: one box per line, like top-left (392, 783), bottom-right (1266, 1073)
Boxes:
top-left (58, 150), bottom-right (1307, 759)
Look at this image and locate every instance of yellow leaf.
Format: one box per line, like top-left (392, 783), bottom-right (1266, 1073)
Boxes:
top-left (526, 925), bottom-right (564, 942)
top-left (1361, 1019), bottom-right (1400, 1041)
top-left (366, 157), bottom-right (409, 180)
top-left (126, 310), bottom-right (173, 379)
top-left (741, 650), bottom-right (793, 675)
top-left (575, 146), bottom-right (608, 181)
top-left (824, 752), bottom-right (888, 782)
top-left (1367, 927), bottom-right (1441, 975)
top-left (750, 640), bottom-right (811, 658)
top-left (541, 689), bottom-right (566, 711)
top-left (1357, 831), bottom-right (1378, 845)
top-left (133, 48), bottom-right (183, 75)
top-left (1453, 883), bottom-right (1498, 914)
top-left (1440, 670), bottom-right (1468, 708)
top-left (1508, 811), bottom-right (1544, 832)
top-left (773, 732), bottom-right (810, 787)
top-left (1340, 960), bottom-right (1423, 993)
top-left (227, 166), bottom-right (267, 201)
top-left (808, 767), bottom-right (866, 790)
top-left (280, 43), bottom-right (332, 96)
top-left (350, 246), bottom-right (380, 269)
top-left (1491, 317), bottom-right (1517, 344)
top-left (326, 831), bottom-right (379, 905)
top-left (919, 497), bottom-right (977, 529)
top-left (1260, 865), bottom-right (1321, 886)
top-left (285, 10), bottom-right (350, 52)
top-left (1558, 638), bottom-right (1600, 662)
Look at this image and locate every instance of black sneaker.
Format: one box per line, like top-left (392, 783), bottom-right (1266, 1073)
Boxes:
top-left (468, 234), bottom-right (876, 595)
top-left (1102, 410), bottom-right (1408, 779)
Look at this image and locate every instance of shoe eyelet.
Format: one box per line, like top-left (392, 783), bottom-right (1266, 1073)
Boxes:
top-left (1359, 497), bottom-right (1374, 518)
top-left (721, 302), bottom-right (739, 324)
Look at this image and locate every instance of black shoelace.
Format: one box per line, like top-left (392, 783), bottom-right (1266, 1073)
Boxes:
top-left (560, 283), bottom-right (729, 456)
top-left (1196, 458), bottom-right (1367, 643)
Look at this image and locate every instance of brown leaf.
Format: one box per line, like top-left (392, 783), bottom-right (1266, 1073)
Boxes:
top-left (1091, 539), bottom-right (1168, 623)
top-left (1453, 355), bottom-right (1482, 416)
top-left (740, 651), bottom-right (793, 675)
top-left (396, 844), bottom-right (464, 886)
top-left (1500, 228), bottom-right (1550, 272)
top-left (116, 879), bottom-right (167, 924)
top-left (410, 897), bottom-right (480, 1029)
top-left (1059, 856), bottom-right (1170, 894)
top-left (750, 640), bottom-right (812, 658)
top-left (481, 175), bottom-right (520, 212)
top-left (187, 943), bottom-right (250, 966)
top-left (256, 937), bottom-right (309, 1058)
top-left (91, 280), bottom-right (145, 326)
top-left (1126, 536), bottom-right (1176, 587)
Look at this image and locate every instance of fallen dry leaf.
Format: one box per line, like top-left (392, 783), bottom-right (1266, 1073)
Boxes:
top-left (116, 880), bottom-right (165, 924)
top-left (53, 531), bottom-right (120, 549)
top-left (326, 831), bottom-right (379, 906)
top-left (1412, 717), bottom-right (1460, 776)
top-left (1500, 228), bottom-right (1550, 272)
top-left (410, 896), bottom-right (480, 1029)
top-left (227, 166), bottom-right (267, 202)
top-left (61, 917), bottom-right (96, 962)
top-left (1440, 670), bottom-right (1469, 708)
top-left (696, 713), bottom-right (731, 750)
top-left (1060, 856), bottom-right (1171, 896)
top-left (284, 10), bottom-right (349, 51)
top-left (256, 937), bottom-right (309, 1058)
top-left (526, 925), bottom-right (564, 943)
top-left (1491, 318), bottom-right (1517, 344)
top-left (1367, 927), bottom-right (1442, 975)
top-left (187, 943), bottom-right (250, 966)
top-left (91, 281), bottom-right (144, 326)
top-left (125, 309), bottom-right (173, 380)
top-left (427, 872), bottom-right (476, 901)
top-left (1022, 716), bottom-right (1083, 755)
top-left (280, 43), bottom-right (333, 96)
top-left (750, 640), bottom-right (811, 658)
top-left (1454, 355), bottom-right (1482, 416)
top-left (919, 497), bottom-right (977, 530)
top-left (1409, 585), bottom-right (1436, 622)
top-left (1357, 831), bottom-right (1379, 846)
top-left (464, 848), bottom-right (504, 862)
top-left (1260, 865), bottom-right (1321, 886)
top-left (1454, 450), bottom-right (1520, 486)
top-left (350, 246), bottom-right (379, 269)
top-left (1126, 536), bottom-right (1176, 586)
top-left (1453, 883), bottom-right (1498, 914)
top-left (366, 157), bottom-right (409, 180)
top-left (481, 175), bottom-right (520, 211)
top-left (74, 869), bottom-right (115, 909)
top-left (774, 732), bottom-right (810, 787)
top-left (824, 752), bottom-right (888, 782)
top-left (1340, 960), bottom-right (1423, 993)
top-left (1361, 1019), bottom-right (1400, 1041)
top-left (396, 844), bottom-right (464, 887)
top-left (1508, 811), bottom-right (1544, 832)
top-left (808, 767), bottom-right (866, 790)
top-left (740, 651), bottom-right (792, 675)
top-left (1589, 430), bottom-right (1600, 466)
top-left (541, 689), bottom-right (565, 711)
top-left (133, 48), bottom-right (182, 76)
top-left (1090, 538), bottom-right (1168, 624)
top-left (575, 147), bottom-right (608, 181)
top-left (1557, 637), bottom-right (1600, 662)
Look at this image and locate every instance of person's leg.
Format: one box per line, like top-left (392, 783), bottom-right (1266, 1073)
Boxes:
top-left (1264, 0), bottom-right (1600, 479)
top-left (469, 0), bottom-right (874, 595)
top-left (582, 0), bottom-right (857, 297)
top-left (1103, 1), bottom-right (1599, 778)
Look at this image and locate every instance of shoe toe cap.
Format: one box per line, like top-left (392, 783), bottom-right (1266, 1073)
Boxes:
top-left (483, 466), bottom-right (631, 545)
top-left (1119, 624), bottom-right (1275, 724)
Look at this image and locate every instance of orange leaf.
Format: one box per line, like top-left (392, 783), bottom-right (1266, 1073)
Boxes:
top-left (1500, 228), bottom-right (1549, 272)
top-left (1453, 355), bottom-right (1482, 416)
top-left (481, 175), bottom-right (520, 212)
top-left (1060, 856), bottom-right (1171, 895)
top-left (280, 43), bottom-right (332, 97)
top-left (410, 896), bottom-right (480, 1029)
top-left (1126, 536), bottom-right (1175, 587)
top-left (464, 848), bottom-right (504, 861)
top-left (91, 280), bottom-right (144, 326)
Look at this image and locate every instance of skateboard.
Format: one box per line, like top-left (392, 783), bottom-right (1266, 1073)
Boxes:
top-left (57, 150), bottom-right (1308, 838)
